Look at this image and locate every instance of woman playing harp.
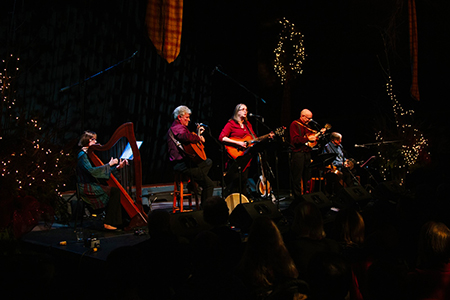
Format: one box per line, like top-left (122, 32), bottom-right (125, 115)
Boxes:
top-left (77, 130), bottom-right (128, 230)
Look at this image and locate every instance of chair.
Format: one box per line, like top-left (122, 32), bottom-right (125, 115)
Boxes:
top-left (309, 176), bottom-right (324, 193)
top-left (173, 171), bottom-right (199, 213)
top-left (72, 168), bottom-right (105, 229)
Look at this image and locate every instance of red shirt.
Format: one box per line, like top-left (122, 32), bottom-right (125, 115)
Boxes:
top-left (219, 119), bottom-right (256, 142)
top-left (290, 118), bottom-right (312, 152)
top-left (167, 119), bottom-right (201, 161)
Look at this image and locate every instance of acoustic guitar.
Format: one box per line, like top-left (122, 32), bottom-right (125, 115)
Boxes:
top-left (256, 152), bottom-right (271, 197)
top-left (184, 126), bottom-right (207, 163)
top-left (225, 127), bottom-right (285, 159)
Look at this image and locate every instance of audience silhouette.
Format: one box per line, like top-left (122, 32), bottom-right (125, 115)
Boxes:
top-left (12, 163), bottom-right (450, 300)
top-left (234, 216), bottom-right (309, 300)
top-left (283, 201), bottom-right (340, 280)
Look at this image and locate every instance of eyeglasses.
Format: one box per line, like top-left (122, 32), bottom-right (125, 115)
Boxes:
top-left (239, 107), bottom-right (248, 111)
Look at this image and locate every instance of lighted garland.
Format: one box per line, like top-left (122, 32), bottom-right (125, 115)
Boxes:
top-left (376, 75), bottom-right (429, 183)
top-left (1, 54), bottom-right (74, 224)
top-left (273, 17), bottom-right (306, 84)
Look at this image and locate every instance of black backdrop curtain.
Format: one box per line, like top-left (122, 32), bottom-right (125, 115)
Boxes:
top-left (3, 0), bottom-right (215, 185)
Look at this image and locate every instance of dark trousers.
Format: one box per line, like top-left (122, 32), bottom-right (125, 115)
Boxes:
top-left (104, 186), bottom-right (123, 226)
top-left (290, 151), bottom-right (311, 200)
top-left (173, 158), bottom-right (215, 204)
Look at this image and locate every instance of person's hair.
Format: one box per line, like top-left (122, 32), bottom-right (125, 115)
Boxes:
top-left (147, 209), bottom-right (172, 235)
top-left (291, 201), bottom-right (325, 240)
top-left (417, 221), bottom-right (450, 268)
top-left (202, 196), bottom-right (229, 227)
top-left (307, 251), bottom-right (352, 300)
top-left (330, 132), bottom-right (342, 142)
top-left (237, 216), bottom-right (298, 289)
top-left (172, 105), bottom-right (192, 120)
top-left (332, 208), bottom-right (365, 246)
top-left (78, 130), bottom-right (97, 147)
top-left (231, 103), bottom-right (248, 123)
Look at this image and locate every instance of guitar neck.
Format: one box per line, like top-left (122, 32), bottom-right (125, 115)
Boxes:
top-left (253, 132), bottom-right (271, 143)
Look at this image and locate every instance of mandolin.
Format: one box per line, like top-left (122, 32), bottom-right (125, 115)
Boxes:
top-left (306, 123), bottom-right (332, 148)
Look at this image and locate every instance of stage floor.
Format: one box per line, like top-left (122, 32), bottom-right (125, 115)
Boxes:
top-left (20, 191), bottom-right (294, 264)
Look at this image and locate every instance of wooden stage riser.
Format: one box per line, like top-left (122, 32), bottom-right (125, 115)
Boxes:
top-left (62, 185), bottom-right (223, 207)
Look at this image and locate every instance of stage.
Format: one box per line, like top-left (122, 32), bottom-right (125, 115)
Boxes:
top-left (19, 185), bottom-right (293, 265)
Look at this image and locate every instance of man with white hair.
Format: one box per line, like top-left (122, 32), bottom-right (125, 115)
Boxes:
top-left (167, 105), bottom-right (214, 205)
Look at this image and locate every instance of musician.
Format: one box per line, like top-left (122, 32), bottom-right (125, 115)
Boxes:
top-left (77, 130), bottom-right (128, 230)
top-left (289, 109), bottom-right (325, 200)
top-left (167, 105), bottom-right (215, 205)
top-left (323, 132), bottom-right (359, 192)
top-left (324, 132), bottom-right (345, 170)
top-left (219, 103), bottom-right (273, 197)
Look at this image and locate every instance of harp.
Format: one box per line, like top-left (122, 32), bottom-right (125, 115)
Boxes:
top-left (88, 122), bottom-right (147, 230)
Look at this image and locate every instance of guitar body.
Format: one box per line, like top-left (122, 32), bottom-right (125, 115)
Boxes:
top-left (224, 127), bottom-right (285, 159)
top-left (306, 133), bottom-right (320, 148)
top-left (257, 175), bottom-right (271, 196)
top-left (183, 130), bottom-right (207, 164)
top-left (305, 123), bottom-right (332, 148)
top-left (224, 136), bottom-right (253, 159)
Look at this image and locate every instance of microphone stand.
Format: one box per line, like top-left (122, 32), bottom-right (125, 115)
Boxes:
top-left (214, 67), bottom-right (266, 105)
top-left (360, 156), bottom-right (379, 186)
top-left (249, 116), bottom-right (283, 207)
top-left (59, 51), bottom-right (138, 92)
top-left (203, 127), bottom-right (226, 198)
top-left (214, 66), bottom-right (267, 134)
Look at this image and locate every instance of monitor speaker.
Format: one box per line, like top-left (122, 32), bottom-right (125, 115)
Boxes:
top-left (229, 200), bottom-right (282, 233)
top-left (301, 191), bottom-right (332, 210)
top-left (170, 211), bottom-right (211, 240)
top-left (374, 181), bottom-right (405, 204)
top-left (334, 186), bottom-right (372, 208)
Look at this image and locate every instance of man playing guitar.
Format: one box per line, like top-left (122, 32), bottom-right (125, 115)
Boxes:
top-left (167, 105), bottom-right (215, 205)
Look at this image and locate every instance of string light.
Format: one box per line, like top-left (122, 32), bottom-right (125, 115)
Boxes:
top-left (376, 75), bottom-right (429, 183)
top-left (273, 17), bottom-right (306, 84)
top-left (1, 54), bottom-right (75, 221)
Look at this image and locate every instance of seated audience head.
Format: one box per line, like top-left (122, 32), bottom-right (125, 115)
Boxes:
top-left (332, 207), bottom-right (365, 246)
top-left (238, 216), bottom-right (299, 289)
top-left (307, 251), bottom-right (352, 300)
top-left (292, 201), bottom-right (325, 240)
top-left (202, 196), bottom-right (229, 227)
top-left (417, 220), bottom-right (450, 268)
top-left (147, 209), bottom-right (172, 235)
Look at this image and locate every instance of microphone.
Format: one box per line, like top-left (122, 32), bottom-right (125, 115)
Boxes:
top-left (211, 66), bottom-right (219, 75)
top-left (309, 118), bottom-right (320, 125)
top-left (354, 144), bottom-right (366, 148)
top-left (248, 113), bottom-right (262, 118)
top-left (196, 123), bottom-right (208, 128)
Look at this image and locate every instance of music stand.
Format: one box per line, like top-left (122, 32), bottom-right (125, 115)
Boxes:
top-left (120, 141), bottom-right (143, 160)
top-left (309, 153), bottom-right (337, 192)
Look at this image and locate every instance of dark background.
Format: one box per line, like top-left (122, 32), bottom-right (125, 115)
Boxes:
top-left (2, 0), bottom-right (450, 189)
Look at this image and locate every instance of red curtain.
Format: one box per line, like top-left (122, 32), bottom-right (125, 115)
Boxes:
top-left (146, 0), bottom-right (183, 63)
top-left (409, 0), bottom-right (420, 101)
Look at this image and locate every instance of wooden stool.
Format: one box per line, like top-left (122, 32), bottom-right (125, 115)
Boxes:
top-left (308, 177), bottom-right (324, 193)
top-left (173, 172), bottom-right (199, 213)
